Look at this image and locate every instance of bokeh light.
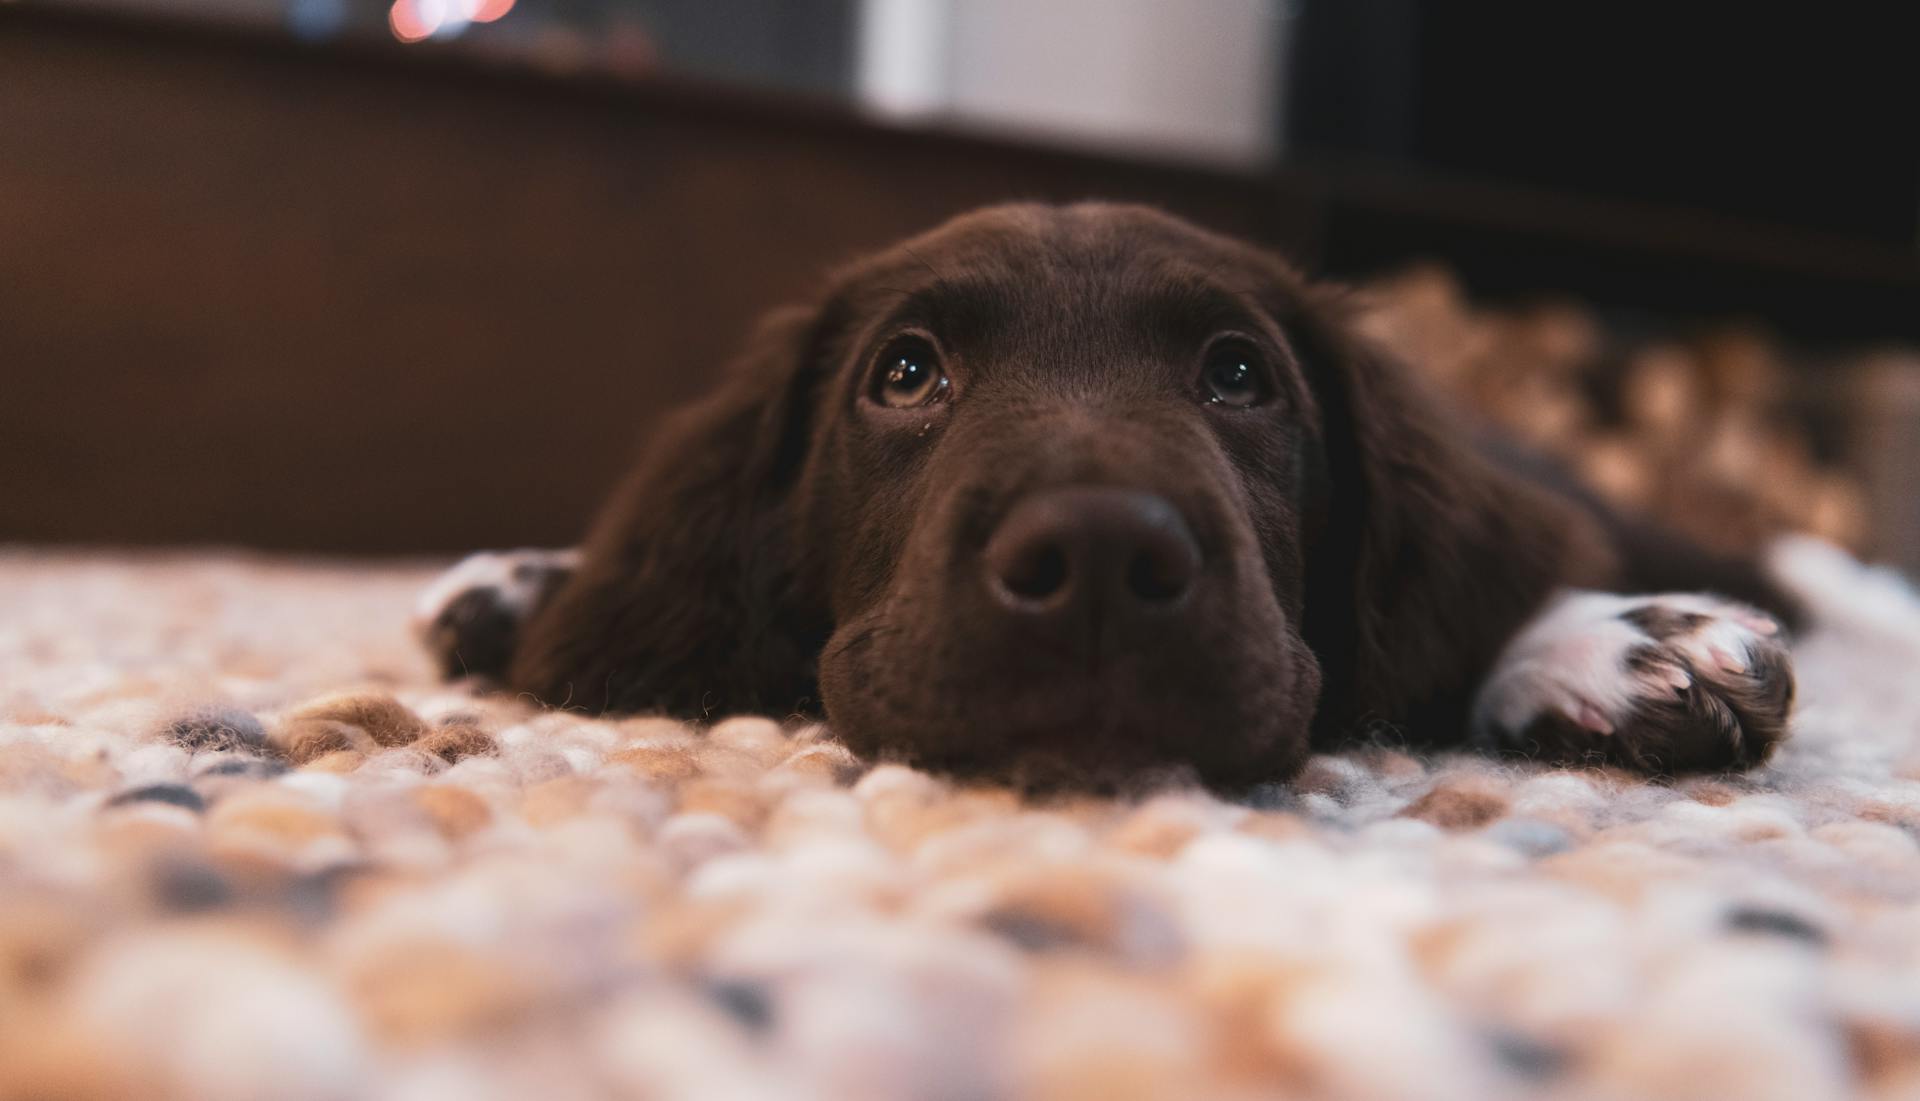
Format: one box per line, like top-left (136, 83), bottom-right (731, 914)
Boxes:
top-left (387, 0), bottom-right (435, 42)
top-left (389, 0), bottom-right (514, 43)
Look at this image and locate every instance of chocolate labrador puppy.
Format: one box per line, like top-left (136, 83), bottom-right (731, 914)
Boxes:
top-left (415, 203), bottom-right (1796, 787)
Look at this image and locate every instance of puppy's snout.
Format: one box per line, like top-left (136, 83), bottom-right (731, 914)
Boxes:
top-left (983, 487), bottom-right (1201, 617)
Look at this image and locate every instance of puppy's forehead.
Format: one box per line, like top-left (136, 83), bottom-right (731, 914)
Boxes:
top-left (840, 203), bottom-right (1269, 322)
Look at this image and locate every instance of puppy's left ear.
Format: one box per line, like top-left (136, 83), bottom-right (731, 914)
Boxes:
top-left (508, 303), bottom-right (836, 717)
top-left (1282, 281), bottom-right (1615, 739)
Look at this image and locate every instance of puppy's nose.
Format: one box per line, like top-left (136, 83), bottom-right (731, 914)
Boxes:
top-left (983, 487), bottom-right (1200, 616)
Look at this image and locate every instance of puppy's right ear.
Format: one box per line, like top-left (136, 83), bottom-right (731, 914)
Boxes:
top-left (508, 303), bottom-right (836, 717)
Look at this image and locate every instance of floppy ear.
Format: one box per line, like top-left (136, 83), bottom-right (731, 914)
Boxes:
top-left (508, 304), bottom-right (836, 718)
top-left (1290, 288), bottom-right (1616, 740)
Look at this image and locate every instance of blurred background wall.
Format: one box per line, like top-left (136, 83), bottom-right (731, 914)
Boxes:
top-left (2, 0), bottom-right (1916, 565)
top-left (856, 0), bottom-right (1281, 165)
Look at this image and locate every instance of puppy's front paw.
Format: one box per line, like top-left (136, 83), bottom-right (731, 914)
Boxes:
top-left (412, 549), bottom-right (579, 681)
top-left (1471, 591), bottom-right (1794, 774)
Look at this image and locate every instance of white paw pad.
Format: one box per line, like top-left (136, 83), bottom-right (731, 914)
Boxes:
top-left (412, 548), bottom-right (580, 679)
top-left (1470, 591), bottom-right (1793, 772)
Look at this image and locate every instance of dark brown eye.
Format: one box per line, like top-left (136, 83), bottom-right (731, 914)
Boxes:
top-left (869, 335), bottom-right (949, 409)
top-left (1199, 339), bottom-right (1272, 408)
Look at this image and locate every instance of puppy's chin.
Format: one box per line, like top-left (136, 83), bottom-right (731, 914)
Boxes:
top-left (818, 631), bottom-right (1320, 791)
top-left (896, 745), bottom-right (1209, 796)
top-left (876, 729), bottom-right (1307, 796)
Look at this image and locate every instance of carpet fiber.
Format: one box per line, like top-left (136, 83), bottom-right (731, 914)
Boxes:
top-left (3, 544), bottom-right (1919, 1100)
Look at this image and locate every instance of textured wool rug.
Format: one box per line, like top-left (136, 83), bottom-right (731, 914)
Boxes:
top-left (2, 544), bottom-right (1919, 1101)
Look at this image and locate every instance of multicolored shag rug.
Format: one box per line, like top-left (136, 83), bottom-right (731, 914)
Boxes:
top-left (3, 543), bottom-right (1919, 1101)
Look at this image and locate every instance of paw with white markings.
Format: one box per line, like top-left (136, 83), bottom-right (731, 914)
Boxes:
top-left (1470, 591), bottom-right (1794, 773)
top-left (412, 548), bottom-right (579, 681)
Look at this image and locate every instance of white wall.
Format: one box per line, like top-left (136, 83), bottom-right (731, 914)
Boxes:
top-left (858, 0), bottom-right (1287, 168)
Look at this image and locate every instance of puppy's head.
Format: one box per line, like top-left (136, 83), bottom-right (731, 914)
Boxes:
top-left (514, 203), bottom-right (1534, 786)
top-left (800, 204), bottom-right (1338, 785)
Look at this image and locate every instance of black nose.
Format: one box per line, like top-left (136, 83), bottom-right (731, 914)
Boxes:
top-left (983, 487), bottom-right (1201, 617)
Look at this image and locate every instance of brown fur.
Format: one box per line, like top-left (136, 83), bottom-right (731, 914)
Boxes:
top-left (504, 203), bottom-right (1794, 787)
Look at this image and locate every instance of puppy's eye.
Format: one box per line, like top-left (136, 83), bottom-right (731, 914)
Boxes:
top-left (869, 336), bottom-right (950, 409)
top-left (1199, 339), bottom-right (1273, 408)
